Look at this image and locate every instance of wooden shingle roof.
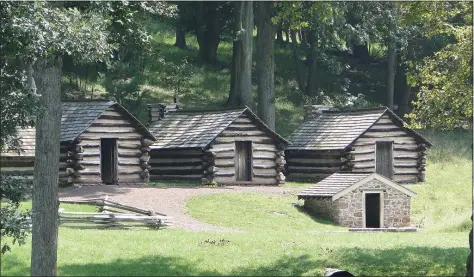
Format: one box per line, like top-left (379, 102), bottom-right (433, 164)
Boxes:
top-left (287, 107), bottom-right (431, 151)
top-left (60, 101), bottom-right (155, 142)
top-left (297, 173), bottom-right (371, 199)
top-left (297, 173), bottom-right (416, 200)
top-left (148, 107), bottom-right (289, 150)
top-left (60, 101), bottom-right (115, 141)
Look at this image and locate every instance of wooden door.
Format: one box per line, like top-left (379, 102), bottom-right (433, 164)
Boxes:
top-left (101, 138), bottom-right (118, 184)
top-left (235, 141), bottom-right (252, 181)
top-left (365, 193), bottom-right (381, 228)
top-left (375, 141), bottom-right (393, 179)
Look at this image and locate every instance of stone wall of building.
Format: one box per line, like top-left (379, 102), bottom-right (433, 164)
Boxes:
top-left (303, 198), bottom-right (338, 222)
top-left (335, 179), bottom-right (412, 227)
top-left (382, 184), bottom-right (411, 227)
top-left (306, 179), bottom-right (412, 228)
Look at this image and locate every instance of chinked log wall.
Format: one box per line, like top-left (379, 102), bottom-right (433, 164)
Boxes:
top-left (74, 107), bottom-right (148, 185)
top-left (286, 150), bottom-right (352, 182)
top-left (350, 115), bottom-right (426, 183)
top-left (0, 127), bottom-right (36, 181)
top-left (210, 114), bottom-right (284, 185)
top-left (148, 149), bottom-right (204, 181)
top-left (0, 140), bottom-right (70, 186)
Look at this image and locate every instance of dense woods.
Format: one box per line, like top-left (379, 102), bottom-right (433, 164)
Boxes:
top-left (0, 1), bottom-right (472, 276)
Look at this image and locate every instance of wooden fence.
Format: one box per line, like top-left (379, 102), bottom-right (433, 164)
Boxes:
top-left (55, 198), bottom-right (172, 229)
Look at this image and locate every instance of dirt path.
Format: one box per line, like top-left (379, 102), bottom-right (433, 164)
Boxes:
top-left (59, 185), bottom-right (302, 232)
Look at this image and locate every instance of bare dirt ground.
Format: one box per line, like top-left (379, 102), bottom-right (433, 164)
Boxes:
top-left (59, 185), bottom-right (302, 232)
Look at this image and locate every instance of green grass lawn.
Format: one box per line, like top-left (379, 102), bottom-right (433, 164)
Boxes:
top-left (1, 132), bottom-right (471, 276)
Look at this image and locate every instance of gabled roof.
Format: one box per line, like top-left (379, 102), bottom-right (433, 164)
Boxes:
top-left (297, 173), bottom-right (416, 200)
top-left (61, 101), bottom-right (155, 142)
top-left (148, 106), bottom-right (289, 150)
top-left (1, 101), bottom-right (155, 156)
top-left (287, 107), bottom-right (432, 151)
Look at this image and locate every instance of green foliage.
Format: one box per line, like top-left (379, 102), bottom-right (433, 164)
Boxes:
top-left (407, 24), bottom-right (473, 129)
top-left (0, 176), bottom-right (32, 254)
top-left (156, 57), bottom-right (195, 103)
top-left (9, 1), bottom-right (113, 63)
top-left (0, 1), bottom-right (116, 255)
top-left (404, 2), bottom-right (473, 129)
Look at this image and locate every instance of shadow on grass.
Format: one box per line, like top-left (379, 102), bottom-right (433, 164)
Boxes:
top-left (59, 254), bottom-right (319, 277)
top-left (293, 203), bottom-right (339, 227)
top-left (330, 246), bottom-right (469, 276)
top-left (2, 246), bottom-right (467, 276)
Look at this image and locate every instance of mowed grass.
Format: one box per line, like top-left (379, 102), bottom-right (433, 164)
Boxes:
top-left (1, 133), bottom-right (471, 276)
top-left (1, 226), bottom-right (467, 276)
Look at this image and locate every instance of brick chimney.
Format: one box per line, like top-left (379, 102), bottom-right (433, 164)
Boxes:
top-left (148, 103), bottom-right (182, 125)
top-left (304, 105), bottom-right (334, 120)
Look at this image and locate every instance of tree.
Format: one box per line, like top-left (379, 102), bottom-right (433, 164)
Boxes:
top-left (2, 2), bottom-right (113, 275)
top-left (274, 2), bottom-right (349, 102)
top-left (192, 1), bottom-right (233, 65)
top-left (174, 3), bottom-right (187, 49)
top-left (256, 1), bottom-right (275, 129)
top-left (386, 4), bottom-right (398, 110)
top-left (227, 1), bottom-right (254, 108)
top-left (403, 2), bottom-right (473, 129)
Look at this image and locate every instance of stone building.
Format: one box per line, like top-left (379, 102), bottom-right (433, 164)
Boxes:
top-left (297, 173), bottom-right (416, 228)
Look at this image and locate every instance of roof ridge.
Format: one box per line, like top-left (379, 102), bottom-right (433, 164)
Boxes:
top-left (172, 107), bottom-right (247, 114)
top-left (62, 99), bottom-right (113, 103)
top-left (323, 106), bottom-right (388, 113)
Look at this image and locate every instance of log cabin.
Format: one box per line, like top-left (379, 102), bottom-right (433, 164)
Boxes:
top-left (147, 104), bottom-right (289, 185)
top-left (0, 101), bottom-right (156, 186)
top-left (286, 105), bottom-right (432, 183)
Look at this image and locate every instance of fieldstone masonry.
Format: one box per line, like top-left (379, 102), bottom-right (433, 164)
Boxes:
top-left (304, 179), bottom-right (411, 228)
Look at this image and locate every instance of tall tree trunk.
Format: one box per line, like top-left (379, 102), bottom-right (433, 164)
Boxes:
top-left (256, 1), bottom-right (275, 129)
top-left (386, 6), bottom-right (397, 110)
top-left (387, 40), bottom-right (396, 110)
top-left (195, 2), bottom-right (222, 65)
top-left (305, 30), bottom-right (318, 98)
top-left (228, 2), bottom-right (243, 106)
top-left (174, 3), bottom-right (187, 49)
top-left (228, 1), bottom-right (253, 108)
top-left (398, 68), bottom-right (412, 118)
top-left (290, 30), bottom-right (306, 94)
top-left (284, 28), bottom-right (290, 43)
top-left (31, 55), bottom-right (62, 276)
top-left (276, 21), bottom-right (283, 44)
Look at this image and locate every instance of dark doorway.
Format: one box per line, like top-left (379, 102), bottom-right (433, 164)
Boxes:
top-left (365, 193), bottom-right (381, 228)
top-left (235, 141), bottom-right (252, 181)
top-left (375, 141), bottom-right (393, 179)
top-left (101, 138), bottom-right (118, 184)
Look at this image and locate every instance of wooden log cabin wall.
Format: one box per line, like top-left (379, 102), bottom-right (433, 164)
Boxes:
top-left (1, 101), bottom-right (156, 186)
top-left (147, 104), bottom-right (288, 185)
top-left (286, 105), bottom-right (432, 184)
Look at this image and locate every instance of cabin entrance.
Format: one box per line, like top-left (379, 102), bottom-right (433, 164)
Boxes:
top-left (375, 141), bottom-right (393, 179)
top-left (235, 141), bottom-right (252, 181)
top-left (101, 138), bottom-right (118, 184)
top-left (365, 193), bottom-right (381, 228)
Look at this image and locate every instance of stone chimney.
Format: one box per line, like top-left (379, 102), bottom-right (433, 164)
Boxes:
top-left (148, 103), bottom-right (182, 125)
top-left (304, 105), bottom-right (334, 120)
